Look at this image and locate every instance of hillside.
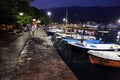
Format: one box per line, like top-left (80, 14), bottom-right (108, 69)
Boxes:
top-left (42, 6), bottom-right (120, 24)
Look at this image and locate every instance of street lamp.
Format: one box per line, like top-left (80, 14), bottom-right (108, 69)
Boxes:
top-left (118, 19), bottom-right (120, 23)
top-left (37, 19), bottom-right (41, 24)
top-left (33, 18), bottom-right (36, 21)
top-left (47, 11), bottom-right (52, 24)
top-left (47, 11), bottom-right (51, 17)
top-left (63, 18), bottom-right (66, 24)
top-left (19, 12), bottom-right (24, 16)
top-left (19, 12), bottom-right (24, 32)
top-left (63, 18), bottom-right (66, 22)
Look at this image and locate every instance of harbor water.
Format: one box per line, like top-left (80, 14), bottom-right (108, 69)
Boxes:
top-left (53, 38), bottom-right (120, 80)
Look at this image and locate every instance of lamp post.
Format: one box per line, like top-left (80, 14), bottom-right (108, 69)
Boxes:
top-left (19, 12), bottom-right (24, 16)
top-left (63, 18), bottom-right (66, 23)
top-left (33, 18), bottom-right (36, 22)
top-left (19, 12), bottom-right (24, 32)
top-left (65, 10), bottom-right (68, 25)
top-left (37, 19), bottom-right (41, 24)
top-left (47, 11), bottom-right (51, 24)
top-left (118, 19), bottom-right (120, 23)
top-left (47, 11), bottom-right (51, 16)
top-left (19, 12), bottom-right (24, 23)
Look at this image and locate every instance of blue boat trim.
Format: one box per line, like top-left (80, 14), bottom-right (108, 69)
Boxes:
top-left (74, 43), bottom-right (85, 47)
top-left (85, 40), bottom-right (101, 44)
top-left (63, 39), bottom-right (80, 43)
top-left (90, 45), bottom-right (97, 48)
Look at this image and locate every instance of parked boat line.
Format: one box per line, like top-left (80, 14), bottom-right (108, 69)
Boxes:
top-left (46, 24), bottom-right (120, 68)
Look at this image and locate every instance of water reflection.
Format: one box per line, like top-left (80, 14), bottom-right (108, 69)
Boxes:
top-left (53, 39), bottom-right (120, 80)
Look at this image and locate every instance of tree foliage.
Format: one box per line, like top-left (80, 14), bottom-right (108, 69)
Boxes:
top-left (0, 0), bottom-right (34, 24)
top-left (0, 0), bottom-right (49, 25)
top-left (16, 0), bottom-right (34, 16)
top-left (16, 14), bottom-right (32, 24)
top-left (0, 0), bottom-right (17, 24)
top-left (32, 7), bottom-right (49, 24)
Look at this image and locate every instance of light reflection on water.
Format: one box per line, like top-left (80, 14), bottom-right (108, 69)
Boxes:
top-left (53, 39), bottom-right (120, 80)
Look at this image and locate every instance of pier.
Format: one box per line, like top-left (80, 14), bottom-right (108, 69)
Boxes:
top-left (0, 28), bottom-right (77, 80)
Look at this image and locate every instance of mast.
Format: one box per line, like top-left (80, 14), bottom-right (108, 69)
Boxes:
top-left (66, 10), bottom-right (68, 25)
top-left (81, 24), bottom-right (86, 43)
top-left (64, 10), bottom-right (68, 34)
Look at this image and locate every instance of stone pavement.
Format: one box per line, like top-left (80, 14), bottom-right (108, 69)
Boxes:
top-left (0, 32), bottom-right (30, 80)
top-left (0, 28), bottom-right (77, 80)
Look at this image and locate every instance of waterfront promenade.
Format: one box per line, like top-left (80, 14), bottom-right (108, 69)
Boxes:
top-left (0, 28), bottom-right (77, 80)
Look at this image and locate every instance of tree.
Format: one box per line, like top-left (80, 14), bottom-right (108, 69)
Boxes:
top-left (16, 14), bottom-right (32, 24)
top-left (0, 0), bottom-right (49, 25)
top-left (32, 7), bottom-right (49, 24)
top-left (16, 0), bottom-right (34, 16)
top-left (0, 0), bottom-right (34, 24)
top-left (0, 0), bottom-right (17, 24)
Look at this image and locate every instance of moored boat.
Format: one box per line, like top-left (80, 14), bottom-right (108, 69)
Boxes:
top-left (88, 50), bottom-right (120, 67)
top-left (47, 28), bottom-right (63, 36)
top-left (62, 39), bottom-right (120, 52)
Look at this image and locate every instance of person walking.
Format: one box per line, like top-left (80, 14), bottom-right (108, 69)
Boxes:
top-left (26, 23), bottom-right (31, 36)
top-left (31, 24), bottom-right (36, 36)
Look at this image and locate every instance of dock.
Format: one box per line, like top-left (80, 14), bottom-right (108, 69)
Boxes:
top-left (7, 28), bottom-right (77, 80)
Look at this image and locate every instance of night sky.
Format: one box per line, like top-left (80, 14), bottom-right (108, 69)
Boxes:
top-left (30, 0), bottom-right (120, 9)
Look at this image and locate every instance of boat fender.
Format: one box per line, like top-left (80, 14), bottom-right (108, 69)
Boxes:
top-left (83, 42), bottom-right (87, 46)
top-left (110, 46), bottom-right (113, 49)
top-left (115, 49), bottom-right (118, 51)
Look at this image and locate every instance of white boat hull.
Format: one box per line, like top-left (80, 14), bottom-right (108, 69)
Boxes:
top-left (88, 50), bottom-right (120, 67)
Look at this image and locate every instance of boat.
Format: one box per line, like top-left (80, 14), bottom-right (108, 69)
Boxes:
top-left (62, 39), bottom-right (120, 52)
top-left (56, 32), bottom-right (87, 39)
top-left (63, 38), bottom-right (120, 68)
top-left (62, 28), bottom-right (120, 52)
top-left (88, 50), bottom-right (120, 67)
top-left (47, 28), bottom-right (63, 36)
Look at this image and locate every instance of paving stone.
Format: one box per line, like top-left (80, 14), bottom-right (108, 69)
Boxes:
top-left (0, 28), bottom-right (77, 80)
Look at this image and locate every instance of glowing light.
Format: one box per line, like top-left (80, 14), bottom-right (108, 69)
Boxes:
top-left (47, 11), bottom-right (51, 16)
top-left (19, 12), bottom-right (24, 16)
top-left (118, 19), bottom-right (120, 23)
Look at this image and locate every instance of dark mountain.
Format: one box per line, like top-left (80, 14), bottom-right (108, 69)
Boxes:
top-left (41, 6), bottom-right (120, 24)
